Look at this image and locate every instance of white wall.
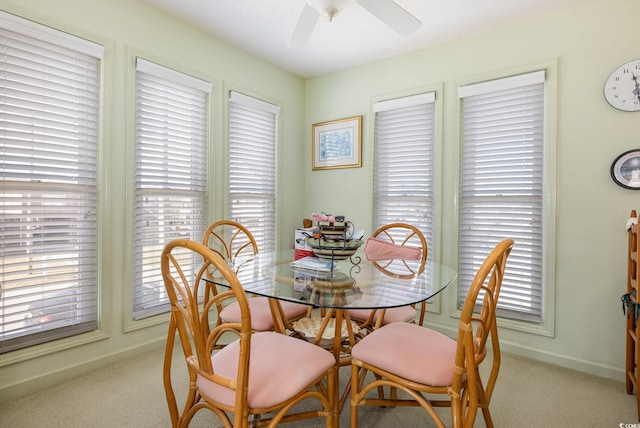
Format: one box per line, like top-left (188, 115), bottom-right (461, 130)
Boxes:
top-left (303, 0), bottom-right (639, 379)
top-left (0, 0), bottom-right (308, 399)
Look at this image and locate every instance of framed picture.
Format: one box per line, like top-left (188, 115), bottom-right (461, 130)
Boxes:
top-left (611, 149), bottom-right (640, 189)
top-left (312, 116), bottom-right (362, 170)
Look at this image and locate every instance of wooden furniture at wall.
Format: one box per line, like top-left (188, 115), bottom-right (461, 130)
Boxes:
top-left (626, 209), bottom-right (640, 421)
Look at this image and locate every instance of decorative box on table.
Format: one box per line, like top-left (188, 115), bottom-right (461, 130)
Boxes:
top-left (294, 227), bottom-right (318, 260)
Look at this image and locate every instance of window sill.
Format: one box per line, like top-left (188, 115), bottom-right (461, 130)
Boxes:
top-left (0, 329), bottom-right (110, 368)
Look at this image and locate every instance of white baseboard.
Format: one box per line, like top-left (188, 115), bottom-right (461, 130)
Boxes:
top-left (423, 322), bottom-right (624, 382)
top-left (499, 340), bottom-right (624, 382)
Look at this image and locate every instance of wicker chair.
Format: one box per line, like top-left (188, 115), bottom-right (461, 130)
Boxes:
top-left (348, 222), bottom-right (428, 330)
top-left (350, 238), bottom-right (514, 428)
top-left (202, 220), bottom-right (308, 331)
top-left (162, 239), bottom-right (336, 427)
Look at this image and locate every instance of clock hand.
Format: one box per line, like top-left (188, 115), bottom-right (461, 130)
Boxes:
top-left (633, 72), bottom-right (640, 103)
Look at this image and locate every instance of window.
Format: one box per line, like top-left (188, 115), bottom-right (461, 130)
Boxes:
top-left (228, 91), bottom-right (279, 253)
top-left (133, 59), bottom-right (210, 320)
top-left (0, 11), bottom-right (103, 353)
top-left (372, 93), bottom-right (436, 250)
top-left (458, 71), bottom-right (545, 323)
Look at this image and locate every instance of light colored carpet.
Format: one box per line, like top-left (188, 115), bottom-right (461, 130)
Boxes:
top-left (0, 345), bottom-right (637, 427)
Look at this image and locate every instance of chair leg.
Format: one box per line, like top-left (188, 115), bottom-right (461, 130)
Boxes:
top-left (327, 365), bottom-right (337, 428)
top-left (350, 364), bottom-right (360, 428)
top-left (450, 395), bottom-right (462, 428)
top-left (163, 321), bottom-right (180, 427)
top-left (481, 407), bottom-right (494, 428)
top-left (476, 380), bottom-right (494, 428)
top-left (374, 373), bottom-right (385, 399)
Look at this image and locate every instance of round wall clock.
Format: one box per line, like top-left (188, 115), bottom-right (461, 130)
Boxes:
top-left (611, 149), bottom-right (640, 189)
top-left (604, 59), bottom-right (640, 111)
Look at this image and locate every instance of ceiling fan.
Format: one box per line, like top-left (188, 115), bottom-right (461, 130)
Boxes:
top-left (288, 0), bottom-right (422, 48)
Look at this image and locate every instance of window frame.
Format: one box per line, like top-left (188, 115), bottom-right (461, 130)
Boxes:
top-left (226, 90), bottom-right (280, 254)
top-left (0, 10), bottom-right (111, 361)
top-left (370, 86), bottom-right (444, 313)
top-left (124, 52), bottom-right (213, 330)
top-left (453, 62), bottom-right (557, 337)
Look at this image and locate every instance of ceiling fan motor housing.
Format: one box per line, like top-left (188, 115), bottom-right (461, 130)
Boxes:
top-left (289, 0), bottom-right (421, 48)
top-left (309, 0), bottom-right (358, 20)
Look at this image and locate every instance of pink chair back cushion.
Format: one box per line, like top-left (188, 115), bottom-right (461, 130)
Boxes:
top-left (198, 331), bottom-right (334, 409)
top-left (364, 237), bottom-right (422, 261)
top-left (220, 298), bottom-right (308, 331)
top-left (351, 322), bottom-right (457, 386)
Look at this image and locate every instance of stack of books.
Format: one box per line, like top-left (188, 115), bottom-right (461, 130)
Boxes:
top-left (289, 255), bottom-right (336, 272)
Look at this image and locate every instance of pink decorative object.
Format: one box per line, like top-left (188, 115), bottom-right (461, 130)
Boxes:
top-left (363, 237), bottom-right (422, 261)
top-left (312, 213), bottom-right (335, 223)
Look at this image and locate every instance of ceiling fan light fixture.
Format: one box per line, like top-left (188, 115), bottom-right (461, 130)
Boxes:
top-left (309, 0), bottom-right (356, 22)
top-left (323, 7), bottom-right (339, 22)
top-left (289, 0), bottom-right (420, 48)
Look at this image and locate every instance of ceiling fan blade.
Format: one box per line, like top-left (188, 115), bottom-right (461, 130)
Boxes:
top-left (357, 0), bottom-right (421, 37)
top-left (288, 3), bottom-right (320, 48)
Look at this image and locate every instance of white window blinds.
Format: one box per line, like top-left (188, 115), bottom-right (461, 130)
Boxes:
top-left (133, 58), bottom-right (210, 319)
top-left (458, 71), bottom-right (545, 322)
top-left (228, 91), bottom-right (279, 254)
top-left (0, 11), bottom-right (103, 353)
top-left (372, 93), bottom-right (436, 250)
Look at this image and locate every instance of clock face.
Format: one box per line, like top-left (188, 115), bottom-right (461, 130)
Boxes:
top-left (604, 59), bottom-right (640, 111)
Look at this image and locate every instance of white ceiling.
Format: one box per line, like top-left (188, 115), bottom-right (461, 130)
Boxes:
top-left (141, 0), bottom-right (592, 79)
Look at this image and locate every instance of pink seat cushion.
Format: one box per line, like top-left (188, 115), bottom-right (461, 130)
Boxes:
top-left (348, 305), bottom-right (416, 325)
top-left (280, 300), bottom-right (310, 319)
top-left (351, 322), bottom-right (457, 386)
top-left (364, 237), bottom-right (422, 261)
top-left (220, 298), bottom-right (308, 331)
top-left (197, 331), bottom-right (334, 409)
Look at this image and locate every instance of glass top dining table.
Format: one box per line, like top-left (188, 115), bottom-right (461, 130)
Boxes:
top-left (214, 249), bottom-right (458, 312)
top-left (205, 249), bottom-right (457, 423)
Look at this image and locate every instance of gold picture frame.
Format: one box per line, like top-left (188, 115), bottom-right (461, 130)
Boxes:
top-left (312, 116), bottom-right (362, 170)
